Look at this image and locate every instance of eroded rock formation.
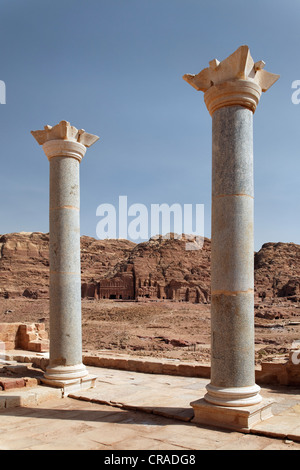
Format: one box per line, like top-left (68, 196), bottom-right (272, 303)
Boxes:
top-left (0, 232), bottom-right (299, 305)
top-left (254, 242), bottom-right (300, 303)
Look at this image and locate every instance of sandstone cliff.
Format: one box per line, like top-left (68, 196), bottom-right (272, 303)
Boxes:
top-left (254, 242), bottom-right (300, 302)
top-left (0, 232), bottom-right (134, 299)
top-left (0, 232), bottom-right (299, 305)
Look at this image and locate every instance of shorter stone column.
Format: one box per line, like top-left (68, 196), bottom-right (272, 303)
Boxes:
top-left (32, 120), bottom-right (99, 393)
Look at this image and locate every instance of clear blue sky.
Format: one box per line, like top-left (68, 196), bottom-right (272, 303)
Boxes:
top-left (0, 0), bottom-right (299, 251)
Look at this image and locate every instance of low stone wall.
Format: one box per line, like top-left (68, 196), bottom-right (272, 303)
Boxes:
top-left (83, 352), bottom-right (300, 386)
top-left (0, 324), bottom-right (20, 351)
top-left (0, 323), bottom-right (49, 353)
top-left (2, 348), bottom-right (299, 387)
top-left (256, 351), bottom-right (300, 386)
top-left (83, 353), bottom-right (211, 378)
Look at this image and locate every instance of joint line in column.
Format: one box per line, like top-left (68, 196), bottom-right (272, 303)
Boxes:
top-left (212, 194), bottom-right (254, 199)
top-left (50, 205), bottom-right (80, 211)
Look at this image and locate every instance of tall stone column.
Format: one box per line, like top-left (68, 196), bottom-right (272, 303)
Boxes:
top-left (183, 46), bottom-right (279, 430)
top-left (31, 120), bottom-right (99, 392)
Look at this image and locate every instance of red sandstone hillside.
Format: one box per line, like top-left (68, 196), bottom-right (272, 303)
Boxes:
top-left (0, 232), bottom-right (135, 299)
top-left (113, 235), bottom-right (211, 302)
top-left (254, 242), bottom-right (300, 303)
top-left (0, 232), bottom-right (299, 305)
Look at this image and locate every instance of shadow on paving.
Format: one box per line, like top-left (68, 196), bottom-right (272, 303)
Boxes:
top-left (0, 401), bottom-right (232, 437)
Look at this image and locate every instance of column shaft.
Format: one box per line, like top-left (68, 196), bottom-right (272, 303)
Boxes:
top-left (49, 156), bottom-right (83, 369)
top-left (210, 106), bottom-right (255, 389)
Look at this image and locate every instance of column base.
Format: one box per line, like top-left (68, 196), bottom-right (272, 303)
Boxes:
top-left (190, 397), bottom-right (274, 433)
top-left (41, 363), bottom-right (97, 396)
top-left (204, 383), bottom-right (262, 407)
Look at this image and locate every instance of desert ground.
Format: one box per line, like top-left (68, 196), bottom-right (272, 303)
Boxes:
top-left (0, 297), bottom-right (299, 365)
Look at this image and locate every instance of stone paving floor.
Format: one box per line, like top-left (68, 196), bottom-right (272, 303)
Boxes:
top-left (0, 397), bottom-right (300, 450)
top-left (0, 365), bottom-right (300, 450)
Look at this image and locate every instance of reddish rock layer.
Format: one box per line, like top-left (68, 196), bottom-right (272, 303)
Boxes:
top-left (0, 232), bottom-right (299, 305)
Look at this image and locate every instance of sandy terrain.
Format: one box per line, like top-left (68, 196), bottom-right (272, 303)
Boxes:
top-left (1, 298), bottom-right (300, 364)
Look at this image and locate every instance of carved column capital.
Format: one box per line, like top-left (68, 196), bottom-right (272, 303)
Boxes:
top-left (31, 120), bottom-right (99, 162)
top-left (183, 45), bottom-right (279, 115)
